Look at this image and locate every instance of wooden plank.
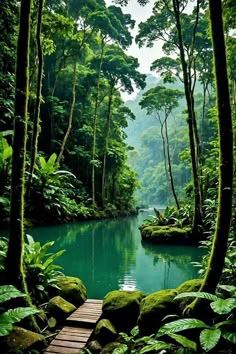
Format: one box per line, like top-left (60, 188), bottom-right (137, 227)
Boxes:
top-left (56, 333), bottom-right (90, 341)
top-left (61, 326), bottom-right (92, 334)
top-left (44, 345), bottom-right (82, 353)
top-left (50, 339), bottom-right (84, 349)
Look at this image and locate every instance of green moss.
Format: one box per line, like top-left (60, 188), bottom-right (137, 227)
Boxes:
top-left (138, 289), bottom-right (178, 334)
top-left (57, 276), bottom-right (87, 306)
top-left (176, 278), bottom-right (203, 313)
top-left (48, 295), bottom-right (76, 320)
top-left (141, 225), bottom-right (192, 244)
top-left (102, 290), bottom-right (145, 331)
top-left (4, 326), bottom-right (45, 352)
top-left (94, 319), bottom-right (117, 345)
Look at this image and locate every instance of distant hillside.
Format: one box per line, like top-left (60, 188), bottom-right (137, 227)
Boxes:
top-left (125, 74), bottom-right (159, 148)
top-left (124, 74), bottom-right (186, 149)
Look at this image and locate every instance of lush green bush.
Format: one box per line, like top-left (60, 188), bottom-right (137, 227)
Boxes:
top-left (24, 235), bottom-right (65, 304)
top-left (28, 153), bottom-right (92, 223)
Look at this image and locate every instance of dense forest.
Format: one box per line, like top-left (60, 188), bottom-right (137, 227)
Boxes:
top-left (0, 0), bottom-right (235, 353)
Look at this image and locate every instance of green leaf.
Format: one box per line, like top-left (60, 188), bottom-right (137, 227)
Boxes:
top-left (112, 344), bottom-right (128, 354)
top-left (156, 318), bottom-right (209, 338)
top-left (43, 250), bottom-right (65, 269)
top-left (200, 328), bottom-right (221, 352)
top-left (210, 298), bottom-right (236, 315)
top-left (174, 292), bottom-right (218, 302)
top-left (168, 333), bottom-right (197, 351)
top-left (3, 307), bottom-right (40, 323)
top-left (0, 317), bottom-right (13, 336)
top-left (0, 285), bottom-right (26, 303)
top-left (218, 285), bottom-right (236, 297)
top-left (221, 330), bottom-right (236, 344)
top-left (130, 325), bottom-right (139, 337)
top-left (139, 342), bottom-right (172, 353)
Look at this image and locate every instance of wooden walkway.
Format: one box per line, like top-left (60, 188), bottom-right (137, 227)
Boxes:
top-left (44, 299), bottom-right (103, 353)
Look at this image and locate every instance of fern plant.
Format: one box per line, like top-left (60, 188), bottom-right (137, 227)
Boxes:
top-left (155, 289), bottom-right (236, 352)
top-left (0, 285), bottom-right (39, 336)
top-left (24, 234), bottom-right (65, 303)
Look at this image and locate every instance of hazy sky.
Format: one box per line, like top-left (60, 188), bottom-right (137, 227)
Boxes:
top-left (106, 0), bottom-right (163, 74)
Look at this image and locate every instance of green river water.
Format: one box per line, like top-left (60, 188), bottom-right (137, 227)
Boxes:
top-left (22, 210), bottom-right (204, 299)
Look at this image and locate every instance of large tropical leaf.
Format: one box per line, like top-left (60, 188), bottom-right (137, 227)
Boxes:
top-left (200, 328), bottom-right (221, 352)
top-left (0, 285), bottom-right (26, 303)
top-left (168, 333), bottom-right (197, 351)
top-left (210, 298), bottom-right (236, 315)
top-left (174, 292), bottom-right (218, 302)
top-left (156, 318), bottom-right (209, 338)
top-left (3, 307), bottom-right (40, 323)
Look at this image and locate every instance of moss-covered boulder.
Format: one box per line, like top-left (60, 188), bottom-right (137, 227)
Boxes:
top-left (94, 319), bottom-right (117, 345)
top-left (57, 276), bottom-right (87, 306)
top-left (140, 225), bottom-right (192, 244)
top-left (138, 289), bottom-right (178, 334)
top-left (48, 295), bottom-right (76, 320)
top-left (102, 290), bottom-right (145, 331)
top-left (2, 327), bottom-right (45, 353)
top-left (176, 278), bottom-right (203, 313)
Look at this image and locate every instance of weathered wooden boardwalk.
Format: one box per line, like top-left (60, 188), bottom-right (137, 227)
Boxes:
top-left (44, 299), bottom-right (103, 353)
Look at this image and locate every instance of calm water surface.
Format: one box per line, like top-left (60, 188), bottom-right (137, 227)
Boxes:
top-left (23, 210), bottom-right (204, 299)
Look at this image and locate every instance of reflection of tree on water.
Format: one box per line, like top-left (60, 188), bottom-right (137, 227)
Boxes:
top-left (141, 240), bottom-right (204, 286)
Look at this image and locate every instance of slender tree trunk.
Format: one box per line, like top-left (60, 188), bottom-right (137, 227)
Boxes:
top-left (164, 119), bottom-right (180, 209)
top-left (57, 61), bottom-right (77, 164)
top-left (5, 0), bottom-right (32, 290)
top-left (173, 0), bottom-right (202, 236)
top-left (101, 88), bottom-right (113, 207)
top-left (156, 113), bottom-right (170, 202)
top-left (189, 0), bottom-right (233, 313)
top-left (92, 41), bottom-right (105, 205)
top-left (27, 0), bottom-right (44, 198)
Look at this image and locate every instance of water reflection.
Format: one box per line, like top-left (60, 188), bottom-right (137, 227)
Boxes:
top-left (25, 212), bottom-right (204, 299)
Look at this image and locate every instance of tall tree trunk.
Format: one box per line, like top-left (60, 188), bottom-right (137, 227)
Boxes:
top-left (164, 118), bottom-right (180, 209)
top-left (156, 113), bottom-right (170, 202)
top-left (91, 41), bottom-right (105, 205)
top-left (101, 87), bottom-right (113, 207)
top-left (27, 0), bottom-right (44, 198)
top-left (189, 0), bottom-right (233, 313)
top-left (5, 0), bottom-right (32, 290)
top-left (173, 0), bottom-right (202, 236)
top-left (57, 61), bottom-right (77, 164)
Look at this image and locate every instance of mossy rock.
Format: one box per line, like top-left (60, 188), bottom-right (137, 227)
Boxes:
top-left (87, 340), bottom-right (102, 354)
top-left (138, 289), bottom-right (178, 334)
top-left (102, 290), bottom-right (145, 331)
top-left (57, 276), bottom-right (87, 306)
top-left (94, 319), bottom-right (117, 345)
top-left (48, 295), bottom-right (76, 320)
top-left (141, 225), bottom-right (192, 244)
top-left (176, 278), bottom-right (203, 313)
top-left (3, 326), bottom-right (45, 352)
